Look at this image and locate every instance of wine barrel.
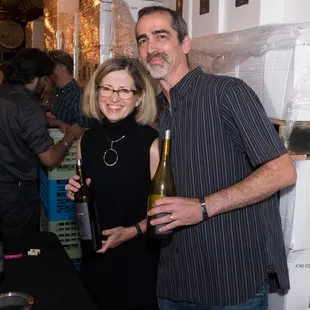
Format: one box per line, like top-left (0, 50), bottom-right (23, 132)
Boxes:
top-left (16, 0), bottom-right (43, 24)
top-left (0, 20), bottom-right (24, 49)
top-left (0, 0), bottom-right (20, 10)
top-left (28, 0), bottom-right (43, 9)
top-left (15, 7), bottom-right (42, 24)
top-left (17, 0), bottom-right (43, 11)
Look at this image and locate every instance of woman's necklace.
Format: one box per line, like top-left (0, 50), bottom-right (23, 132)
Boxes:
top-left (103, 134), bottom-right (126, 166)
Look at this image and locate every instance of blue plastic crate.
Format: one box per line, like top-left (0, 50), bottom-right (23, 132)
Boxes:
top-left (40, 170), bottom-right (75, 221)
top-left (40, 169), bottom-right (48, 208)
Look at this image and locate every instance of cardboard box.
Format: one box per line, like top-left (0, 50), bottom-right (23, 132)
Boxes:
top-left (220, 40), bottom-right (310, 121)
top-left (280, 160), bottom-right (310, 251)
top-left (268, 248), bottom-right (310, 310)
top-left (243, 45), bottom-right (309, 121)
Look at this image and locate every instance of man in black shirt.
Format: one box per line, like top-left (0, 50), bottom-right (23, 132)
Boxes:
top-left (136, 6), bottom-right (297, 310)
top-left (0, 48), bottom-right (84, 238)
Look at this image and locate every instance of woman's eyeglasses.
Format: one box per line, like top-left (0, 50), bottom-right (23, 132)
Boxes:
top-left (97, 86), bottom-right (137, 100)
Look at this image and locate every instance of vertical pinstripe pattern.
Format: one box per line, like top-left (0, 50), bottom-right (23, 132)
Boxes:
top-left (156, 67), bottom-right (289, 306)
top-left (51, 80), bottom-right (92, 128)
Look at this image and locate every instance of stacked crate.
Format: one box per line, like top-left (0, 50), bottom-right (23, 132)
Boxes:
top-left (40, 129), bottom-right (81, 270)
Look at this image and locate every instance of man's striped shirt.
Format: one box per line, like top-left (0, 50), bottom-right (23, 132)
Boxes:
top-left (157, 67), bottom-right (289, 306)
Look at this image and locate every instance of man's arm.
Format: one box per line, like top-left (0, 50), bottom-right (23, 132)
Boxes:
top-left (46, 117), bottom-right (63, 127)
top-left (38, 124), bottom-right (84, 167)
top-left (147, 153), bottom-right (296, 231)
top-left (46, 116), bottom-right (72, 133)
top-left (205, 153), bottom-right (296, 217)
top-left (149, 78), bottom-right (297, 230)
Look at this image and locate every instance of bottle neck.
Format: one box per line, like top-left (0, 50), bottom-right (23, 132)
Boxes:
top-left (76, 163), bottom-right (86, 187)
top-left (161, 139), bottom-right (171, 158)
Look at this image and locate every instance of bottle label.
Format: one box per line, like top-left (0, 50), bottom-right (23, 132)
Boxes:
top-left (75, 202), bottom-right (92, 240)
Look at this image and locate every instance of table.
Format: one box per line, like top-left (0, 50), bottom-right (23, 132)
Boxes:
top-left (0, 232), bottom-right (98, 310)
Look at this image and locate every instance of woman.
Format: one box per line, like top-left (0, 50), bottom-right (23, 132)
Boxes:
top-left (66, 56), bottom-right (160, 310)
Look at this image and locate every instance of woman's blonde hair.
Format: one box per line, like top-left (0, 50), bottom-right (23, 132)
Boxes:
top-left (83, 56), bottom-right (157, 125)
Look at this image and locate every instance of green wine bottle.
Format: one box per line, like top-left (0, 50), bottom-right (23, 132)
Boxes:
top-left (147, 130), bottom-right (176, 239)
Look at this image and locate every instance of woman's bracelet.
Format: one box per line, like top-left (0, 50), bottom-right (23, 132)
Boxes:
top-left (133, 223), bottom-right (143, 238)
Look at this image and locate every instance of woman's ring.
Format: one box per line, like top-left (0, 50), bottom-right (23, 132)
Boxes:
top-left (170, 214), bottom-right (175, 221)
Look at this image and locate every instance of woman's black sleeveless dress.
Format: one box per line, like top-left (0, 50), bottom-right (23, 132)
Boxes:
top-left (79, 112), bottom-right (160, 310)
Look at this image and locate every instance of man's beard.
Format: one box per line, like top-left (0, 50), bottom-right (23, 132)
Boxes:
top-left (146, 52), bottom-right (170, 79)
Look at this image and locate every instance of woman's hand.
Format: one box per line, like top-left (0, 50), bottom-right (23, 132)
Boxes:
top-left (97, 226), bottom-right (137, 254)
top-left (65, 175), bottom-right (91, 200)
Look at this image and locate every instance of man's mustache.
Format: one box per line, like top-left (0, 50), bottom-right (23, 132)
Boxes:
top-left (146, 52), bottom-right (169, 63)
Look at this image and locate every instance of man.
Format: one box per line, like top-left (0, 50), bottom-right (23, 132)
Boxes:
top-left (47, 50), bottom-right (93, 130)
top-left (136, 6), bottom-right (297, 310)
top-left (0, 48), bottom-right (83, 239)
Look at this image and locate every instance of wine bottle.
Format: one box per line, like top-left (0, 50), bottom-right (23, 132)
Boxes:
top-left (0, 218), bottom-right (4, 284)
top-left (74, 159), bottom-right (101, 253)
top-left (147, 130), bottom-right (176, 239)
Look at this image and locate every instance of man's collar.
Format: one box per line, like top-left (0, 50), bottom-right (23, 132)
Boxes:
top-left (157, 67), bottom-right (203, 106)
top-left (57, 79), bottom-right (77, 91)
top-left (171, 66), bottom-right (202, 96)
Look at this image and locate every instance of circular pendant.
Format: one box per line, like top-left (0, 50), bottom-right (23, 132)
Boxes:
top-left (103, 148), bottom-right (118, 167)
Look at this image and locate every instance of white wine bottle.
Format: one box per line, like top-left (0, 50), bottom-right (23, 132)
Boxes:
top-left (147, 130), bottom-right (176, 239)
top-left (75, 159), bottom-right (101, 253)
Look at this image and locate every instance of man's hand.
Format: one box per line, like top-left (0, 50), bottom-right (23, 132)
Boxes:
top-left (147, 197), bottom-right (203, 232)
top-left (97, 226), bottom-right (136, 254)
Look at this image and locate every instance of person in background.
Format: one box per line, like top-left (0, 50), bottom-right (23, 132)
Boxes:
top-left (0, 48), bottom-right (84, 239)
top-left (65, 56), bottom-right (160, 310)
top-left (47, 50), bottom-right (94, 132)
top-left (136, 6), bottom-right (297, 310)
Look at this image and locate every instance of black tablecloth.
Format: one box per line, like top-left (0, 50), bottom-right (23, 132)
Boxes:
top-left (0, 231), bottom-right (98, 310)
